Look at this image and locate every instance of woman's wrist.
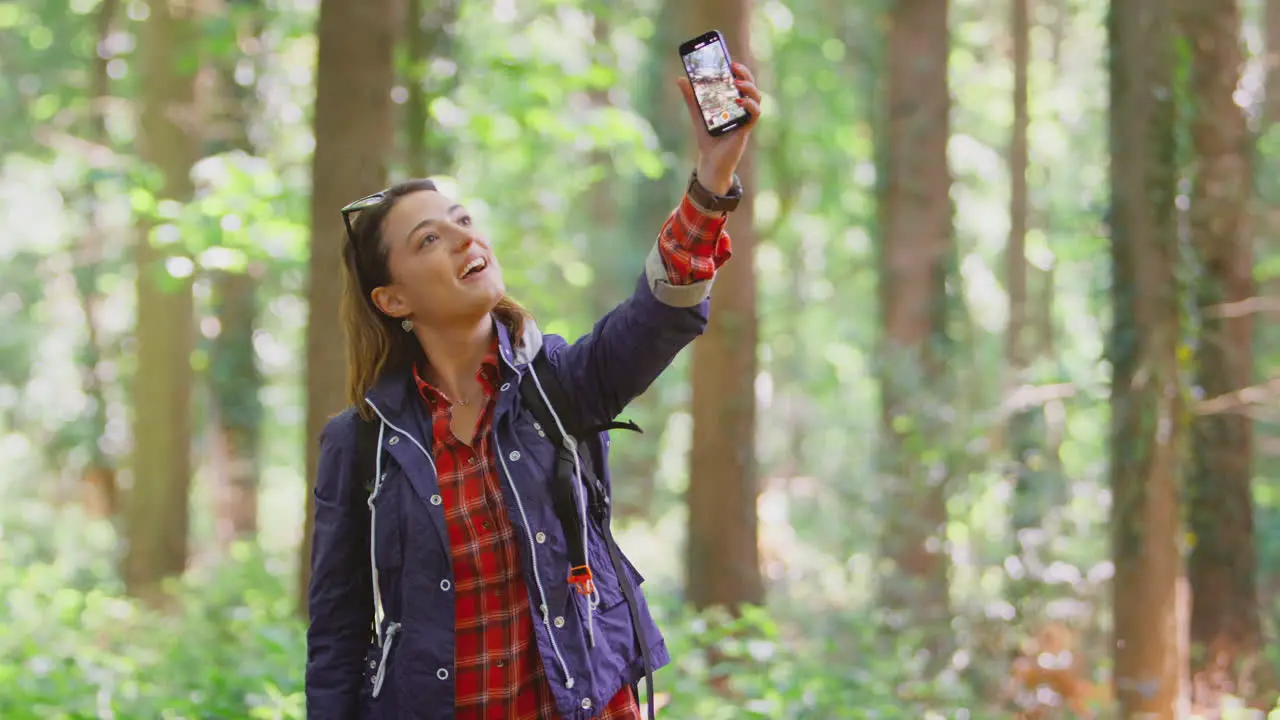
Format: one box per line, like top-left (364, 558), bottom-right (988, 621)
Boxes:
top-left (694, 164), bottom-right (736, 196)
top-left (686, 168), bottom-right (743, 216)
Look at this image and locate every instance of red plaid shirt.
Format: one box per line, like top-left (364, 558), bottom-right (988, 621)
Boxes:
top-left (413, 195), bottom-right (730, 719)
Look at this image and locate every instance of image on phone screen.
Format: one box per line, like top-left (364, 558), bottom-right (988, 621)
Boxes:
top-left (681, 37), bottom-right (748, 134)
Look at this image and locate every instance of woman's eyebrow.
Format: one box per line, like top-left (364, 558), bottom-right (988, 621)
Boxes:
top-left (403, 204), bottom-right (465, 244)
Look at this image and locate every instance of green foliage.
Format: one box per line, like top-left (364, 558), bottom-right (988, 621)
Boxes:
top-left (2, 0), bottom-right (1280, 715)
top-left (650, 600), bottom-right (979, 719)
top-left (0, 509), bottom-right (990, 718)
top-left (0, 505), bottom-right (303, 719)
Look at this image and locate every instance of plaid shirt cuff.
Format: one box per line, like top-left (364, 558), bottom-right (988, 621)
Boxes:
top-left (656, 194), bottom-right (733, 285)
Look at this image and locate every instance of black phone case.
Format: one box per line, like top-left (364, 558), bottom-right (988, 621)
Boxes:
top-left (678, 30), bottom-right (750, 136)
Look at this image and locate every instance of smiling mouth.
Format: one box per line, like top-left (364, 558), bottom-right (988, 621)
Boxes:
top-left (458, 256), bottom-right (488, 280)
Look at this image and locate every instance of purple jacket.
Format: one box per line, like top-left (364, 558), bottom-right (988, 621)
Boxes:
top-left (306, 253), bottom-right (715, 719)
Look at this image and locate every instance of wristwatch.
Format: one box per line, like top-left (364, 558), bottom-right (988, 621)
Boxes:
top-left (687, 169), bottom-right (743, 214)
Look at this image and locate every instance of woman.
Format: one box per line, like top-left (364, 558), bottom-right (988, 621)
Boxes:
top-left (305, 64), bottom-right (762, 720)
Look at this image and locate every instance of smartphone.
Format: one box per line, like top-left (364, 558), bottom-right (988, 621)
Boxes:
top-left (678, 30), bottom-right (750, 136)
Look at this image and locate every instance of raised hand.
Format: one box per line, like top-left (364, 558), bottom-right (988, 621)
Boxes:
top-left (675, 62), bottom-right (762, 195)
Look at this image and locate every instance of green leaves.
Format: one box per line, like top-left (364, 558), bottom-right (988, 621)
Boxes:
top-left (0, 520), bottom-right (308, 720)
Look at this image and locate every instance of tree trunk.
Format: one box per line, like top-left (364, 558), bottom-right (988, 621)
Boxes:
top-left (1256, 6), bottom-right (1280, 700)
top-left (74, 0), bottom-right (121, 520)
top-left (206, 1), bottom-right (265, 550)
top-left (685, 0), bottom-right (764, 612)
top-left (404, 0), bottom-right (458, 177)
top-left (610, 0), bottom-right (690, 522)
top-left (1006, 0), bottom-right (1029, 381)
top-left (1004, 0), bottom-right (1042, 623)
top-left (1181, 0), bottom-right (1268, 705)
top-left (1268, 0), bottom-right (1280, 126)
top-left (1107, 0), bottom-right (1184, 715)
top-left (585, 14), bottom-right (619, 320)
top-left (297, 0), bottom-right (397, 615)
top-left (875, 0), bottom-right (954, 663)
top-left (124, 0), bottom-right (202, 605)
top-left (209, 268), bottom-right (264, 547)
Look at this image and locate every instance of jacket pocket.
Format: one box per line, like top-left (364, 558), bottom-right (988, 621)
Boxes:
top-left (585, 522), bottom-right (645, 611)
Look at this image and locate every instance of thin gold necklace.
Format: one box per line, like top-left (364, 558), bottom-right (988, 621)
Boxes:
top-left (451, 388), bottom-right (485, 407)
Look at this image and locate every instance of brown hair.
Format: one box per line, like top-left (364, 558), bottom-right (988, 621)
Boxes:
top-left (339, 178), bottom-right (533, 417)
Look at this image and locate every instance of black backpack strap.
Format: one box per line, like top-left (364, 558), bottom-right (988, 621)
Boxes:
top-left (351, 405), bottom-right (410, 655)
top-left (601, 507), bottom-right (656, 720)
top-left (518, 349), bottom-right (656, 720)
top-left (353, 410), bottom-right (381, 498)
top-left (518, 355), bottom-right (599, 588)
top-left (351, 410), bottom-right (381, 643)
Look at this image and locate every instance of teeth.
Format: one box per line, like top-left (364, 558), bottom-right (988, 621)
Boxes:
top-left (459, 257), bottom-right (486, 278)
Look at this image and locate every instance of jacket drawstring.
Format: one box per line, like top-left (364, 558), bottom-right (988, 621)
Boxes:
top-left (368, 419), bottom-right (388, 646)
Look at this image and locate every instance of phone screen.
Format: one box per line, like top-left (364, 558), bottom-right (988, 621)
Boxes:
top-left (681, 36), bottom-right (748, 133)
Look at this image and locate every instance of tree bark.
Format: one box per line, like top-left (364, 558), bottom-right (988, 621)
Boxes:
top-left (207, 0), bottom-right (265, 549)
top-left (209, 268), bottom-right (264, 546)
top-left (1006, 0), bottom-right (1029, 379)
top-left (609, 0), bottom-right (689, 522)
top-left (1004, 0), bottom-right (1044, 624)
top-left (74, 0), bottom-right (121, 520)
top-left (585, 13), bottom-right (619, 321)
top-left (875, 0), bottom-right (954, 662)
top-left (1107, 0), bottom-right (1184, 715)
top-left (1268, 0), bottom-right (1280, 126)
top-left (404, 0), bottom-right (458, 177)
top-left (124, 0), bottom-right (202, 605)
top-left (685, 0), bottom-right (764, 612)
top-left (1181, 0), bottom-right (1267, 704)
top-left (297, 0), bottom-right (397, 615)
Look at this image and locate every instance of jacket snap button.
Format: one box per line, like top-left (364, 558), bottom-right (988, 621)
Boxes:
top-left (500, 382), bottom-right (511, 391)
top-left (508, 450), bottom-right (520, 461)
top-left (553, 615), bottom-right (565, 628)
top-left (535, 531), bottom-right (546, 544)
top-left (369, 660), bottom-right (377, 669)
top-left (388, 436), bottom-right (399, 446)
top-left (437, 668), bottom-right (449, 680)
top-left (580, 698), bottom-right (592, 710)
top-left (440, 579), bottom-right (451, 591)
top-left (430, 494), bottom-right (442, 505)
top-left (533, 422), bottom-right (542, 430)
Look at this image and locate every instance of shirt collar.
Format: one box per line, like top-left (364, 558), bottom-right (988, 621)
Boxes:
top-left (412, 335), bottom-right (501, 409)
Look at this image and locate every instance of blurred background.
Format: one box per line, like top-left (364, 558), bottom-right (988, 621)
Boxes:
top-left (2, 0), bottom-right (1279, 717)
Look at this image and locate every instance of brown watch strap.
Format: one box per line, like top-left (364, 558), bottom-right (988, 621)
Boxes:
top-left (687, 170), bottom-right (743, 214)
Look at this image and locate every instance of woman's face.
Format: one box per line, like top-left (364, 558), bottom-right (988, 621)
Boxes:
top-left (370, 189), bottom-right (505, 328)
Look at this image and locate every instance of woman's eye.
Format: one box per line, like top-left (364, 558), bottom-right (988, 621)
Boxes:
top-left (458, 216), bottom-right (472, 227)
top-left (420, 233), bottom-right (438, 247)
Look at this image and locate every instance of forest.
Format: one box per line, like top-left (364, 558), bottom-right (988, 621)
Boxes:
top-left (2, 0), bottom-right (1279, 717)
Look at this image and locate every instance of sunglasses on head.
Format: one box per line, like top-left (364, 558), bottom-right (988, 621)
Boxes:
top-left (340, 190), bottom-right (388, 244)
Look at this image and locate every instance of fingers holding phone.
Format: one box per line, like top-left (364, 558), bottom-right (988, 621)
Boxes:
top-left (676, 31), bottom-right (761, 193)
top-left (676, 30), bottom-right (760, 138)
top-left (729, 62), bottom-right (762, 127)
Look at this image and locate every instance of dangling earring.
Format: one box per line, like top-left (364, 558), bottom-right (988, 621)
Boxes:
top-left (401, 318), bottom-right (414, 332)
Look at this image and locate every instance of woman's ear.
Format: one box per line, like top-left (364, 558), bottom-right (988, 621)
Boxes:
top-left (370, 286), bottom-right (411, 319)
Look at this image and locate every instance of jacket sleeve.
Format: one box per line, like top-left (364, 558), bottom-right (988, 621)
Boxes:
top-left (305, 413), bottom-right (371, 719)
top-left (549, 194), bottom-right (731, 426)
